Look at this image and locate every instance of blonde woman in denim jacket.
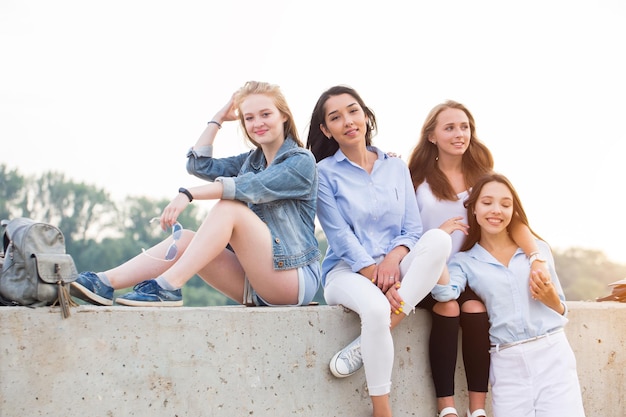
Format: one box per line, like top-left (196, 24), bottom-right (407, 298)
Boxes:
top-left (72, 81), bottom-right (321, 307)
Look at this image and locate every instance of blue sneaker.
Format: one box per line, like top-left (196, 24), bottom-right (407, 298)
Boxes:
top-left (329, 336), bottom-right (363, 378)
top-left (115, 279), bottom-right (183, 307)
top-left (71, 271), bottom-right (114, 306)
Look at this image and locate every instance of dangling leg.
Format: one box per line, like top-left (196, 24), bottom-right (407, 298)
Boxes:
top-left (326, 228), bottom-right (451, 381)
top-left (459, 288), bottom-right (489, 417)
top-left (325, 262), bottom-right (395, 417)
top-left (430, 300), bottom-right (461, 416)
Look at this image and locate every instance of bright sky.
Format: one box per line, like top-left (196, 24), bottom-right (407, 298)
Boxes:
top-left (1, 0), bottom-right (625, 265)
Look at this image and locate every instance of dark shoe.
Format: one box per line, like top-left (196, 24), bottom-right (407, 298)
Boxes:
top-left (115, 279), bottom-right (183, 307)
top-left (71, 271), bottom-right (114, 306)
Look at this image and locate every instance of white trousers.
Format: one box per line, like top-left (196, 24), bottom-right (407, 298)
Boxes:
top-left (324, 229), bottom-right (451, 396)
top-left (489, 330), bottom-right (586, 417)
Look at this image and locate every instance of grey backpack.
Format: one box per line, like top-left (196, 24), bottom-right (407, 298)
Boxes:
top-left (0, 218), bottom-right (78, 318)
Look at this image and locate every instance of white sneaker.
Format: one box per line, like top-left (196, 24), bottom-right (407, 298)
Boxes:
top-left (437, 407), bottom-right (459, 417)
top-left (329, 336), bottom-right (363, 378)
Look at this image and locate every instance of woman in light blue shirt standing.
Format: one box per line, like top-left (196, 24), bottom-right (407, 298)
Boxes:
top-left (307, 85), bottom-right (451, 417)
top-left (432, 173), bottom-right (585, 417)
top-left (72, 81), bottom-right (321, 308)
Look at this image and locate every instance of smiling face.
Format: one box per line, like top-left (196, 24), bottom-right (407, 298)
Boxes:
top-left (240, 93), bottom-right (287, 146)
top-left (320, 93), bottom-right (368, 150)
top-left (474, 180), bottom-right (514, 236)
top-left (429, 107), bottom-right (471, 158)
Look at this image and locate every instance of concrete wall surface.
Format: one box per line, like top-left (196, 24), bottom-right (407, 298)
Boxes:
top-left (0, 301), bottom-right (624, 417)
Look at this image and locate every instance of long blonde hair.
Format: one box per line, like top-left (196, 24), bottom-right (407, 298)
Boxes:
top-left (233, 81), bottom-right (303, 147)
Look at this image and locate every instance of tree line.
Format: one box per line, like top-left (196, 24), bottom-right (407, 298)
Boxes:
top-left (1, 163), bottom-right (624, 305)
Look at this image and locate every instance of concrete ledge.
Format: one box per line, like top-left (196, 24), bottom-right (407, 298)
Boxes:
top-left (1, 301), bottom-right (624, 417)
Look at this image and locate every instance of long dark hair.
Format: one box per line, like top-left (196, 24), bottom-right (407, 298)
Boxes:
top-left (306, 85), bottom-right (377, 162)
top-left (460, 172), bottom-right (544, 252)
top-left (407, 100), bottom-right (493, 200)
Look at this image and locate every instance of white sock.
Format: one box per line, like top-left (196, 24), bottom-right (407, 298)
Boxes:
top-left (155, 276), bottom-right (178, 290)
top-left (96, 272), bottom-right (111, 286)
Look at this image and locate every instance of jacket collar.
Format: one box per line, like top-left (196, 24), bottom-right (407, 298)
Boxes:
top-left (249, 136), bottom-right (298, 170)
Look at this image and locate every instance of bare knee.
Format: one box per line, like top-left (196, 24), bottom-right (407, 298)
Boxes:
top-left (210, 199), bottom-right (247, 217)
top-left (174, 229), bottom-right (195, 252)
top-left (460, 299), bottom-right (486, 313)
top-left (433, 300), bottom-right (460, 317)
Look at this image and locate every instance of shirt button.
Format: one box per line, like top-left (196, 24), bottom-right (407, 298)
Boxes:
top-left (275, 238), bottom-right (280, 243)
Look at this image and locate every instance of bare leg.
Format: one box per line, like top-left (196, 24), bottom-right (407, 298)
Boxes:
top-left (103, 230), bottom-right (196, 289)
top-left (371, 394), bottom-right (392, 417)
top-left (195, 247), bottom-right (247, 303)
top-left (159, 200), bottom-right (299, 305)
top-left (436, 398), bottom-right (458, 416)
top-left (468, 391), bottom-right (487, 416)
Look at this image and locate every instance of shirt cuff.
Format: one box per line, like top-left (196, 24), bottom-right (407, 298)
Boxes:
top-left (215, 177), bottom-right (235, 199)
top-left (187, 145), bottom-right (213, 158)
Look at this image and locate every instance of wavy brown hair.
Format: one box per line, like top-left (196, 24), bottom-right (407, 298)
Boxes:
top-left (233, 81), bottom-right (303, 148)
top-left (407, 100), bottom-right (493, 200)
top-left (460, 172), bottom-right (544, 252)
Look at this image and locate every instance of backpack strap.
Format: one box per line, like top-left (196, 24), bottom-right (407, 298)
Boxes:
top-left (0, 293), bottom-right (20, 307)
top-left (1, 219), bottom-right (8, 257)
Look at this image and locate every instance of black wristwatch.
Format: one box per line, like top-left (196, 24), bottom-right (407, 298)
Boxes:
top-left (178, 187), bottom-right (193, 202)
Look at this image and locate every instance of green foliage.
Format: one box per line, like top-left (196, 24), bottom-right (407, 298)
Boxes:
top-left (0, 165), bottom-right (25, 220)
top-left (1, 163), bottom-right (624, 306)
top-left (553, 247), bottom-right (626, 301)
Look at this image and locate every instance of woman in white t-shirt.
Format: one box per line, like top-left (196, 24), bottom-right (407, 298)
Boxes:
top-left (407, 101), bottom-right (551, 417)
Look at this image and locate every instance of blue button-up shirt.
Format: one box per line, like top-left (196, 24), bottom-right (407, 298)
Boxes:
top-left (431, 240), bottom-right (568, 345)
top-left (316, 147), bottom-right (422, 284)
top-left (186, 137), bottom-right (321, 270)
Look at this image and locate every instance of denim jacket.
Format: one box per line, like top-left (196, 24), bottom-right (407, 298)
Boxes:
top-left (186, 137), bottom-right (321, 270)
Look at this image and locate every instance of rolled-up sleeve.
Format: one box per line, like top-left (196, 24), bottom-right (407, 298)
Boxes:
top-left (187, 145), bottom-right (213, 158)
top-left (431, 259), bottom-right (466, 302)
top-left (186, 148), bottom-right (250, 182)
top-left (215, 177), bottom-right (235, 200)
top-left (431, 282), bottom-right (462, 302)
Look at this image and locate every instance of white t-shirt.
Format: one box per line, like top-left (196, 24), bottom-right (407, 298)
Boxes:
top-left (415, 181), bottom-right (468, 258)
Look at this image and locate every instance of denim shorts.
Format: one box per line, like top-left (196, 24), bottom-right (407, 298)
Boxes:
top-left (253, 261), bottom-right (321, 307)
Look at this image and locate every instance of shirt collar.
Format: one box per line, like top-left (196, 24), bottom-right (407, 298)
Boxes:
top-left (468, 244), bottom-right (525, 264)
top-left (332, 145), bottom-right (387, 163)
